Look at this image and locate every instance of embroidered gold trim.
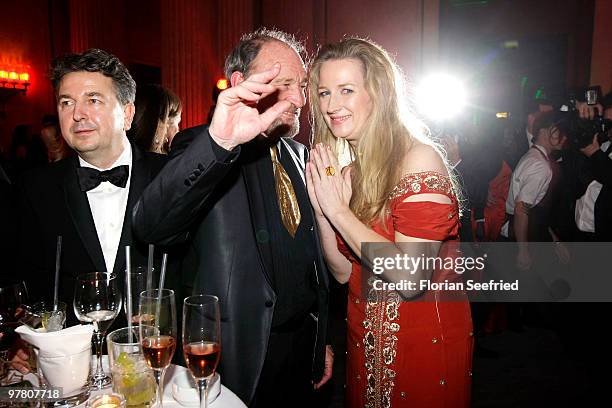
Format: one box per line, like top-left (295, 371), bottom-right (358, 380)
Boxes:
top-left (388, 171), bottom-right (453, 201)
top-left (363, 277), bottom-right (401, 408)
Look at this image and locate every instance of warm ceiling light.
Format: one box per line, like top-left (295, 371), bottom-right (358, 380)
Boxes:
top-left (0, 68), bottom-right (31, 95)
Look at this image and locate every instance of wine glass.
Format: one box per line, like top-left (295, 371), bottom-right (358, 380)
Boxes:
top-left (0, 281), bottom-right (28, 367)
top-left (125, 266), bottom-right (156, 325)
top-left (182, 295), bottom-right (221, 408)
top-left (73, 272), bottom-right (122, 389)
top-left (139, 289), bottom-right (176, 407)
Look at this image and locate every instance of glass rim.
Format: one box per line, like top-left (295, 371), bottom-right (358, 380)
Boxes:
top-left (183, 294), bottom-right (219, 307)
top-left (139, 288), bottom-right (174, 300)
top-left (107, 326), bottom-right (141, 345)
top-left (127, 266), bottom-right (155, 274)
top-left (30, 300), bottom-right (67, 310)
top-left (0, 281), bottom-right (27, 293)
top-left (75, 272), bottom-right (117, 281)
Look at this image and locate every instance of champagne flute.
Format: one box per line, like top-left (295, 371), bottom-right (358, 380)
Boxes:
top-left (182, 295), bottom-right (221, 408)
top-left (139, 289), bottom-right (176, 407)
top-left (73, 272), bottom-right (122, 389)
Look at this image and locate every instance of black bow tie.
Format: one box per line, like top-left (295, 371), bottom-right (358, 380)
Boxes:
top-left (77, 165), bottom-right (129, 192)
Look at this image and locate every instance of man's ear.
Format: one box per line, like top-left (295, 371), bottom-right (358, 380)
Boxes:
top-left (123, 102), bottom-right (136, 131)
top-left (230, 71), bottom-right (245, 87)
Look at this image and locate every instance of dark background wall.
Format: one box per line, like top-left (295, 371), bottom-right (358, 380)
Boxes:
top-left (0, 0), bottom-right (610, 151)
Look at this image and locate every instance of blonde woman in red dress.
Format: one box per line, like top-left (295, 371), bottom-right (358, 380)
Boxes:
top-left (305, 38), bottom-right (474, 408)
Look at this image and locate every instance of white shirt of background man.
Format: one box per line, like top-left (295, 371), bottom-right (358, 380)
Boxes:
top-left (501, 144), bottom-right (552, 237)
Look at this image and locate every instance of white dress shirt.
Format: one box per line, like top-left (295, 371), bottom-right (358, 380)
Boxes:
top-left (78, 136), bottom-right (132, 273)
top-left (501, 144), bottom-right (552, 237)
top-left (575, 141), bottom-right (612, 233)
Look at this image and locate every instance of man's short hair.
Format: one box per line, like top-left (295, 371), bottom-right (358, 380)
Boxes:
top-left (49, 48), bottom-right (136, 105)
top-left (532, 110), bottom-right (569, 139)
top-left (223, 28), bottom-right (306, 80)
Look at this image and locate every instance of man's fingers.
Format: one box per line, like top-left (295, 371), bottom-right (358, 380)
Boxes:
top-left (245, 63), bottom-right (281, 84)
top-left (313, 370), bottom-right (332, 389)
top-left (11, 358), bottom-right (31, 374)
top-left (240, 81), bottom-right (277, 96)
top-left (15, 349), bottom-right (29, 360)
top-left (314, 364), bottom-right (333, 389)
top-left (314, 373), bottom-right (331, 389)
top-left (258, 100), bottom-right (293, 131)
top-left (222, 86), bottom-right (263, 103)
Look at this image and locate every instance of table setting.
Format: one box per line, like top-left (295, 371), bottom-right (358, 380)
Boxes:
top-left (0, 245), bottom-right (246, 408)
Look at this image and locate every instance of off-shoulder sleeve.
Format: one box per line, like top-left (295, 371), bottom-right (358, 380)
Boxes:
top-left (389, 172), bottom-right (459, 241)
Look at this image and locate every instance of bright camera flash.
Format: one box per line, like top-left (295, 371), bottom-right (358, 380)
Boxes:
top-left (416, 74), bottom-right (466, 120)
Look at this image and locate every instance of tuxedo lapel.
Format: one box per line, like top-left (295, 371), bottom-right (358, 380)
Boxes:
top-left (63, 156), bottom-right (106, 272)
top-left (112, 145), bottom-right (148, 276)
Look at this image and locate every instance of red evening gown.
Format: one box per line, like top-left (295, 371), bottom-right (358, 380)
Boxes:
top-left (338, 171), bottom-right (474, 408)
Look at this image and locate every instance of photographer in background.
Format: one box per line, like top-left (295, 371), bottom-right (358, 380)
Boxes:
top-left (574, 92), bottom-right (612, 241)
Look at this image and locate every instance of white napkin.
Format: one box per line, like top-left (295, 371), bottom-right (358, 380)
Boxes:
top-left (15, 324), bottom-right (94, 395)
top-left (15, 324), bottom-right (94, 357)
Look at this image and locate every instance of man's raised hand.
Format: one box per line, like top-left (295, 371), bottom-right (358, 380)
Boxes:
top-left (209, 63), bottom-right (292, 151)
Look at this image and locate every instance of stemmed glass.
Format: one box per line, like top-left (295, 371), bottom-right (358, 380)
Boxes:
top-left (125, 267), bottom-right (156, 325)
top-left (139, 289), bottom-right (176, 407)
top-left (0, 281), bottom-right (29, 351)
top-left (73, 272), bottom-right (122, 389)
top-left (1, 281), bottom-right (29, 377)
top-left (182, 295), bottom-right (221, 408)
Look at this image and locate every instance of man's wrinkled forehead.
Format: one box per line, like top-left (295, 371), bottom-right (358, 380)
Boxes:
top-left (248, 40), bottom-right (306, 76)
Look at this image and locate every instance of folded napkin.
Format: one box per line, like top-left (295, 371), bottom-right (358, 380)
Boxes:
top-left (16, 324), bottom-right (94, 357)
top-left (15, 324), bottom-right (94, 395)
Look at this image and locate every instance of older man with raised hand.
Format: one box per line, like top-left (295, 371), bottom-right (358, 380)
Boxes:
top-left (132, 29), bottom-right (332, 407)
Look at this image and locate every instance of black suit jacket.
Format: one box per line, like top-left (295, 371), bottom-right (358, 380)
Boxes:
top-left (15, 144), bottom-right (167, 324)
top-left (132, 125), bottom-right (329, 405)
top-left (590, 149), bottom-right (612, 241)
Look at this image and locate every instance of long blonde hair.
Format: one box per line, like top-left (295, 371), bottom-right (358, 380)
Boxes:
top-left (309, 38), bottom-right (420, 225)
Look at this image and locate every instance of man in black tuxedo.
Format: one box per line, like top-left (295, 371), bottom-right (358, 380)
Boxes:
top-left (133, 29), bottom-right (332, 406)
top-left (15, 49), bottom-right (167, 322)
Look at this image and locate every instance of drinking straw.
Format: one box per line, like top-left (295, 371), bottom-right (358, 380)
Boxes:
top-left (125, 246), bottom-right (133, 342)
top-left (146, 244), bottom-right (154, 294)
top-left (159, 253), bottom-right (168, 294)
top-left (53, 236), bottom-right (62, 312)
top-left (154, 253), bottom-right (169, 328)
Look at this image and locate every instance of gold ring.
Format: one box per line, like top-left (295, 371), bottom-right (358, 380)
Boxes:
top-left (325, 166), bottom-right (336, 176)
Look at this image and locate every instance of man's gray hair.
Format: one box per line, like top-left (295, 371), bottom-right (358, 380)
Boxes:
top-left (224, 28), bottom-right (306, 80)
